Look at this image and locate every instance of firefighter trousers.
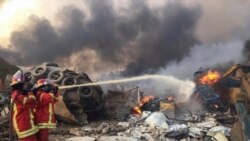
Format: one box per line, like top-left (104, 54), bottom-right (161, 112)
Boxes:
top-left (37, 129), bottom-right (49, 141)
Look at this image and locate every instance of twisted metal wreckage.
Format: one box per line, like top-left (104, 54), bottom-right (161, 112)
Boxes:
top-left (1, 59), bottom-right (250, 140)
top-left (0, 62), bottom-right (104, 136)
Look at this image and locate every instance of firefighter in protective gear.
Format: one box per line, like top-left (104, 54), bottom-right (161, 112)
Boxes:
top-left (33, 79), bottom-right (59, 141)
top-left (10, 70), bottom-right (38, 141)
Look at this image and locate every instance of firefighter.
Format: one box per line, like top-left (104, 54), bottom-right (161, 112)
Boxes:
top-left (33, 79), bottom-right (59, 141)
top-left (10, 70), bottom-right (38, 141)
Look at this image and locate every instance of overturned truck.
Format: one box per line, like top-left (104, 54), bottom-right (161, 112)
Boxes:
top-left (22, 62), bottom-right (104, 124)
top-left (0, 62), bottom-right (104, 126)
top-left (189, 65), bottom-right (250, 141)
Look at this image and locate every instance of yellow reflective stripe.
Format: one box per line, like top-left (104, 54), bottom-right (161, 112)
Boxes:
top-left (13, 103), bottom-right (38, 138)
top-left (49, 93), bottom-right (54, 100)
top-left (48, 93), bottom-right (54, 124)
top-left (23, 97), bottom-right (28, 105)
top-left (28, 95), bottom-right (36, 100)
top-left (38, 125), bottom-right (56, 129)
top-left (49, 93), bottom-right (56, 99)
top-left (18, 127), bottom-right (38, 136)
top-left (40, 94), bottom-right (45, 101)
top-left (16, 109), bottom-right (38, 137)
top-left (48, 103), bottom-right (52, 124)
top-left (13, 103), bottom-right (20, 134)
top-left (38, 121), bottom-right (56, 129)
top-left (29, 109), bottom-right (35, 123)
top-left (38, 123), bottom-right (56, 126)
top-left (18, 128), bottom-right (39, 138)
top-left (18, 126), bottom-right (38, 136)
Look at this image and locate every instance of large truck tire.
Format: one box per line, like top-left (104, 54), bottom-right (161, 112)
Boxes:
top-left (48, 70), bottom-right (64, 84)
top-left (78, 86), bottom-right (94, 99)
top-left (61, 77), bottom-right (78, 91)
top-left (32, 65), bottom-right (48, 77)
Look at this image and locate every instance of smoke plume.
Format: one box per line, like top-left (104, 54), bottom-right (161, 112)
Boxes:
top-left (243, 39), bottom-right (250, 61)
top-left (158, 41), bottom-right (244, 79)
top-left (0, 0), bottom-right (201, 76)
top-left (0, 0), bottom-right (248, 76)
top-left (0, 0), bottom-right (250, 99)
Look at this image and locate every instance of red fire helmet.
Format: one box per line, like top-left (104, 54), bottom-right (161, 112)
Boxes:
top-left (10, 70), bottom-right (25, 86)
top-left (35, 78), bottom-right (54, 88)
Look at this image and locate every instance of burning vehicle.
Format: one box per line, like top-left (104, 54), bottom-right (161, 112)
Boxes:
top-left (125, 68), bottom-right (250, 141)
top-left (1, 57), bottom-right (250, 141)
top-left (189, 70), bottom-right (226, 112)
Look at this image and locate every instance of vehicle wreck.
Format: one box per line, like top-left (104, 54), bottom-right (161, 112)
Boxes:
top-left (1, 59), bottom-right (250, 141)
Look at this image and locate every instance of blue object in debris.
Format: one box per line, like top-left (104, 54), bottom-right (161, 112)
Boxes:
top-left (194, 84), bottom-right (220, 105)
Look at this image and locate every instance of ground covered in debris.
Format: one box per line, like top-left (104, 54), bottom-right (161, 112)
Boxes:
top-left (0, 60), bottom-right (246, 141)
top-left (50, 105), bottom-right (235, 141)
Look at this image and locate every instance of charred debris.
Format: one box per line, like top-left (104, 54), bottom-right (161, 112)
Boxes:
top-left (1, 59), bottom-right (250, 141)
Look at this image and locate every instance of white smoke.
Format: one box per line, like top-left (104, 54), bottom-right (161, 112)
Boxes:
top-left (99, 40), bottom-right (244, 101)
top-left (99, 74), bottom-right (195, 101)
top-left (0, 0), bottom-right (249, 101)
top-left (135, 77), bottom-right (195, 101)
top-left (159, 40), bottom-right (244, 79)
top-left (194, 0), bottom-right (250, 43)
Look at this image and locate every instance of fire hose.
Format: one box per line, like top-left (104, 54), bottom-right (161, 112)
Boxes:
top-left (7, 74), bottom-right (170, 140)
top-left (58, 74), bottom-right (172, 90)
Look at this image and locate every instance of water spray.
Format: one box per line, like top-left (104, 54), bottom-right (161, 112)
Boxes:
top-left (59, 74), bottom-right (177, 90)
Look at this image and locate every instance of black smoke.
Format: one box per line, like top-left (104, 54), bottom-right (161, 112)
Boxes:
top-left (0, 0), bottom-right (201, 76)
top-left (243, 39), bottom-right (250, 61)
top-left (123, 2), bottom-right (200, 75)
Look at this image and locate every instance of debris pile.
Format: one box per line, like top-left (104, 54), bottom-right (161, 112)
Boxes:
top-left (62, 101), bottom-right (234, 141)
top-left (0, 91), bottom-right (10, 140)
top-left (0, 107), bottom-right (9, 136)
top-left (62, 67), bottom-right (246, 141)
top-left (0, 59), bottom-right (250, 141)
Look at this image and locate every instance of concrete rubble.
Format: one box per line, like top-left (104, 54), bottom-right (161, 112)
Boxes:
top-left (145, 112), bottom-right (169, 129)
top-left (0, 59), bottom-right (249, 141)
top-left (61, 107), bottom-right (233, 141)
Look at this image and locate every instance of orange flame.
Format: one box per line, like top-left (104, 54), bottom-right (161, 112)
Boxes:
top-left (199, 70), bottom-right (220, 86)
top-left (131, 106), bottom-right (142, 115)
top-left (139, 96), bottom-right (155, 107)
top-left (131, 95), bottom-right (155, 115)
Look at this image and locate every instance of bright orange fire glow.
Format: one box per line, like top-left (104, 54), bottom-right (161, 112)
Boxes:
top-left (139, 96), bottom-right (155, 107)
top-left (131, 106), bottom-right (142, 115)
top-left (131, 95), bottom-right (155, 115)
top-left (199, 70), bottom-right (221, 86)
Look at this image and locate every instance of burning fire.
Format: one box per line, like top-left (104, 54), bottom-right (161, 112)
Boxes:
top-left (131, 96), bottom-right (155, 115)
top-left (131, 106), bottom-right (142, 115)
top-left (199, 70), bottom-right (221, 86)
top-left (139, 96), bottom-right (155, 107)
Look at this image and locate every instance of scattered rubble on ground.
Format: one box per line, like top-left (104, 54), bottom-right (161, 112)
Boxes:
top-left (50, 104), bottom-right (234, 141)
top-left (1, 59), bottom-right (250, 141)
